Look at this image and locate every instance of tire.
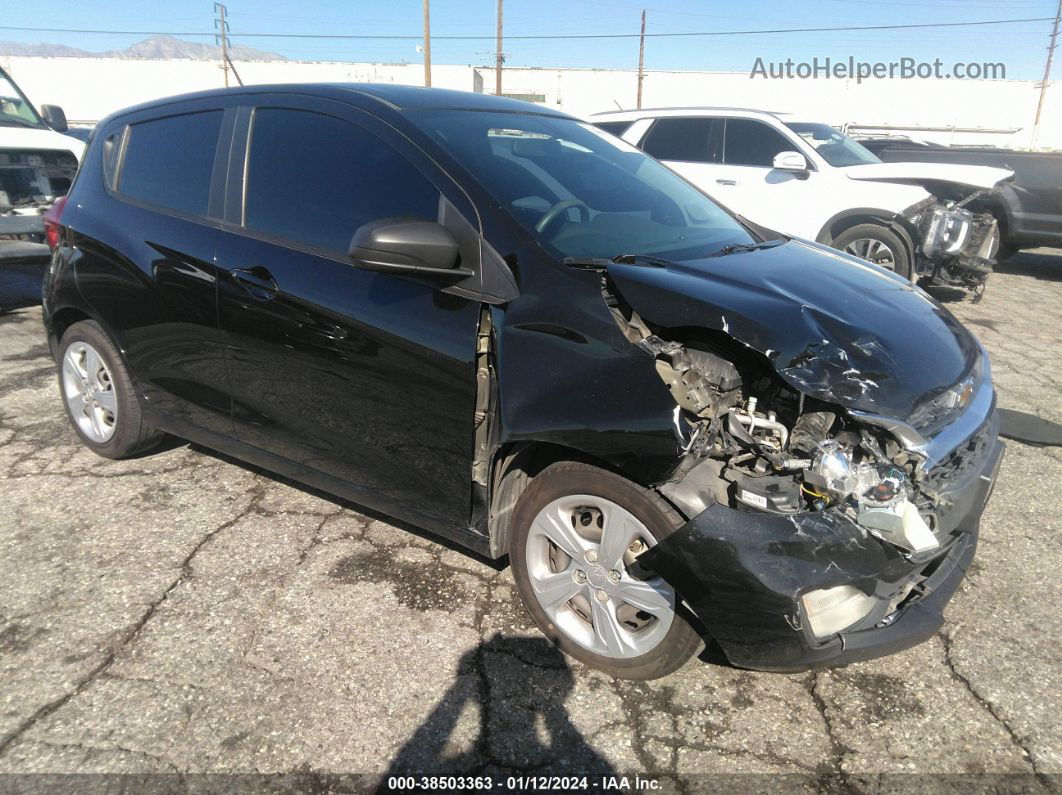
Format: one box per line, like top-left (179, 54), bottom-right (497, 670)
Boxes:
top-left (58, 320), bottom-right (164, 459)
top-left (994, 241), bottom-right (1019, 262)
top-left (833, 223), bottom-right (913, 281)
top-left (509, 461), bottom-right (702, 680)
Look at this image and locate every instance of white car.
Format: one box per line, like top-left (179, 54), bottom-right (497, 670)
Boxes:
top-left (593, 108), bottom-right (1013, 290)
top-left (0, 66), bottom-right (83, 264)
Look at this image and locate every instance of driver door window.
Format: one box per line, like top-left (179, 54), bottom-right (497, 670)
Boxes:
top-left (715, 118), bottom-right (815, 233)
top-left (722, 119), bottom-right (796, 168)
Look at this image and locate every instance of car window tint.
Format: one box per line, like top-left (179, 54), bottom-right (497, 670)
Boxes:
top-left (593, 120), bottom-right (633, 137)
top-left (640, 118), bottom-right (711, 162)
top-left (101, 132), bottom-right (120, 189)
top-left (723, 119), bottom-right (795, 168)
top-left (119, 111), bottom-right (222, 216)
top-left (244, 108), bottom-right (440, 253)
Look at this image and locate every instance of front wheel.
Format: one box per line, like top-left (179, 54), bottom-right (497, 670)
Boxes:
top-left (509, 462), bottom-right (702, 680)
top-left (833, 223), bottom-right (913, 281)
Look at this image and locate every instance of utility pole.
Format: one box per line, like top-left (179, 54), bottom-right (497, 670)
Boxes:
top-left (1033, 0), bottom-right (1062, 147)
top-left (632, 10), bottom-right (641, 109)
top-left (423, 0), bottom-right (432, 87)
top-left (495, 0), bottom-right (504, 96)
top-left (214, 2), bottom-right (230, 87)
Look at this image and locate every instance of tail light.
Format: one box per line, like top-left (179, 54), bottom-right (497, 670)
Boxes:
top-left (42, 195), bottom-right (69, 251)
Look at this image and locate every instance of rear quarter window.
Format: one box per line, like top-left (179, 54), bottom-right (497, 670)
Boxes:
top-left (117, 110), bottom-right (222, 217)
top-left (593, 120), bottom-right (633, 137)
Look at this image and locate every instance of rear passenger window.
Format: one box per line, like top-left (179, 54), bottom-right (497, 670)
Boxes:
top-left (723, 119), bottom-right (795, 168)
top-left (118, 111), bottom-right (222, 216)
top-left (641, 118), bottom-right (711, 162)
top-left (244, 108), bottom-right (440, 254)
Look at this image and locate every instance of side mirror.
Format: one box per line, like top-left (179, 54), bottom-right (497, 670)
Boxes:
top-left (349, 219), bottom-right (472, 277)
top-left (772, 151), bottom-right (808, 171)
top-left (40, 104), bottom-right (68, 132)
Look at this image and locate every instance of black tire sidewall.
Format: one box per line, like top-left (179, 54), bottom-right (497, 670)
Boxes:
top-left (58, 321), bottom-right (150, 459)
top-left (509, 462), bottom-right (701, 680)
top-left (833, 223), bottom-right (913, 281)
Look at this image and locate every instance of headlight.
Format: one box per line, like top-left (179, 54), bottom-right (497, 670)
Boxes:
top-left (924, 206), bottom-right (973, 258)
top-left (801, 585), bottom-right (878, 639)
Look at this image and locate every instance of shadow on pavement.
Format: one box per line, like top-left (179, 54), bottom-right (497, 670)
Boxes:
top-left (994, 248), bottom-right (1062, 281)
top-left (0, 262), bottom-right (45, 313)
top-left (382, 634), bottom-right (616, 783)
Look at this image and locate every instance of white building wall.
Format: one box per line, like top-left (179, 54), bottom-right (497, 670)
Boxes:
top-left (3, 55), bottom-right (1059, 149)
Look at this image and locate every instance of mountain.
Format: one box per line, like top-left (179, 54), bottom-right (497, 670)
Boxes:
top-left (0, 35), bottom-right (285, 61)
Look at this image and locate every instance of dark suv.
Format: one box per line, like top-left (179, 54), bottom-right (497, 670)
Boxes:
top-left (44, 85), bottom-right (1003, 679)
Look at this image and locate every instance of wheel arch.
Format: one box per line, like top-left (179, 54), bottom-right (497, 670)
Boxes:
top-left (816, 208), bottom-right (918, 274)
top-left (816, 208), bottom-right (915, 251)
top-left (45, 306), bottom-right (93, 360)
top-left (486, 440), bottom-right (634, 560)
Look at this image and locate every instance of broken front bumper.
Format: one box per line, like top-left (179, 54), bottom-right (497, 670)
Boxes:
top-left (0, 214), bottom-right (50, 264)
top-left (641, 435), bottom-right (1005, 672)
top-left (919, 205), bottom-right (999, 285)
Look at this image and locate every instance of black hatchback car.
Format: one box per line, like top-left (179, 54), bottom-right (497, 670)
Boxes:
top-left (44, 85), bottom-right (1003, 679)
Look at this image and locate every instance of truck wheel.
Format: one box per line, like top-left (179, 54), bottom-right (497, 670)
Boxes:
top-left (509, 461), bottom-right (702, 680)
top-left (995, 241), bottom-right (1019, 261)
top-left (58, 320), bottom-right (164, 459)
top-left (833, 224), bottom-right (913, 280)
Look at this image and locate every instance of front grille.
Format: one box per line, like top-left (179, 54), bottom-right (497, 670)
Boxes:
top-left (961, 214), bottom-right (999, 260)
top-left (920, 411), bottom-right (997, 509)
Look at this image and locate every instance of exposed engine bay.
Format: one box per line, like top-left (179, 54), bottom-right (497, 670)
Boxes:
top-left (0, 148), bottom-right (78, 245)
top-left (903, 187), bottom-right (1002, 293)
top-left (604, 276), bottom-right (952, 559)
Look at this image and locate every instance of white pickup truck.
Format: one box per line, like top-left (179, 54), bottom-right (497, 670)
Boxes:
top-left (0, 66), bottom-right (82, 264)
top-left (593, 108), bottom-right (1013, 292)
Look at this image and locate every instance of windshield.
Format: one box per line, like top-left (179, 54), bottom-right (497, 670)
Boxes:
top-left (414, 110), bottom-right (755, 261)
top-left (784, 122), bottom-right (880, 167)
top-left (0, 71), bottom-right (45, 129)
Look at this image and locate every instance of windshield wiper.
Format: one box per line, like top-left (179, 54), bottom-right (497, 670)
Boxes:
top-left (705, 238), bottom-right (787, 258)
top-left (563, 253), bottom-right (674, 270)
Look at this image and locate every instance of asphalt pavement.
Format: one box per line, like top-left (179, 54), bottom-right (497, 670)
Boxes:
top-left (0, 253), bottom-right (1059, 791)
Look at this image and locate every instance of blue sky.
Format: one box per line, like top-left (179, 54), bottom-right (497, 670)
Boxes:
top-left (3, 0), bottom-right (1057, 80)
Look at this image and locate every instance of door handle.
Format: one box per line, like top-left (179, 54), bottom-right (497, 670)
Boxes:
top-left (231, 266), bottom-right (278, 301)
top-left (716, 178), bottom-right (737, 186)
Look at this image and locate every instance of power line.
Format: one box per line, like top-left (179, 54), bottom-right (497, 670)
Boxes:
top-left (0, 17), bottom-right (1053, 41)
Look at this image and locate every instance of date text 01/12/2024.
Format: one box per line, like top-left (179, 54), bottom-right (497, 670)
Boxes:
top-left (385, 775), bottom-right (662, 790)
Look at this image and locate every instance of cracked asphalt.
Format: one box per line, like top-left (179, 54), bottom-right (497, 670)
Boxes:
top-left (0, 251), bottom-right (1059, 791)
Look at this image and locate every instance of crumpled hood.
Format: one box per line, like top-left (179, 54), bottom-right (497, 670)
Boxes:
top-left (606, 240), bottom-right (980, 419)
top-left (844, 162), bottom-right (1013, 190)
top-left (0, 125), bottom-right (85, 161)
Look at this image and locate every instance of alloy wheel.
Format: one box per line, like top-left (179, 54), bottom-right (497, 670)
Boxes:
top-left (525, 495), bottom-right (675, 659)
top-left (62, 341), bottom-right (118, 443)
top-left (844, 237), bottom-right (897, 270)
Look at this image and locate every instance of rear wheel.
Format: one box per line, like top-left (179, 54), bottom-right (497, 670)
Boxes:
top-left (833, 223), bottom-right (913, 280)
top-left (58, 321), bottom-right (164, 459)
top-left (509, 461), bottom-right (701, 680)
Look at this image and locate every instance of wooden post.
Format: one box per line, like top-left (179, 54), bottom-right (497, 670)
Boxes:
top-left (423, 0), bottom-right (432, 87)
top-left (632, 9), bottom-right (641, 108)
top-left (1033, 0), bottom-right (1062, 146)
top-left (495, 0), bottom-right (504, 96)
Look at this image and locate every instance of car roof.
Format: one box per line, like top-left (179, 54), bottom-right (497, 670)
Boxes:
top-left (592, 107), bottom-right (788, 122)
top-left (102, 83), bottom-right (571, 122)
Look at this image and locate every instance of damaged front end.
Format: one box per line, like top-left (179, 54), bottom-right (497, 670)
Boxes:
top-left (0, 148), bottom-right (79, 264)
top-left (589, 249), bottom-right (1004, 671)
top-left (902, 191), bottom-right (1001, 294)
